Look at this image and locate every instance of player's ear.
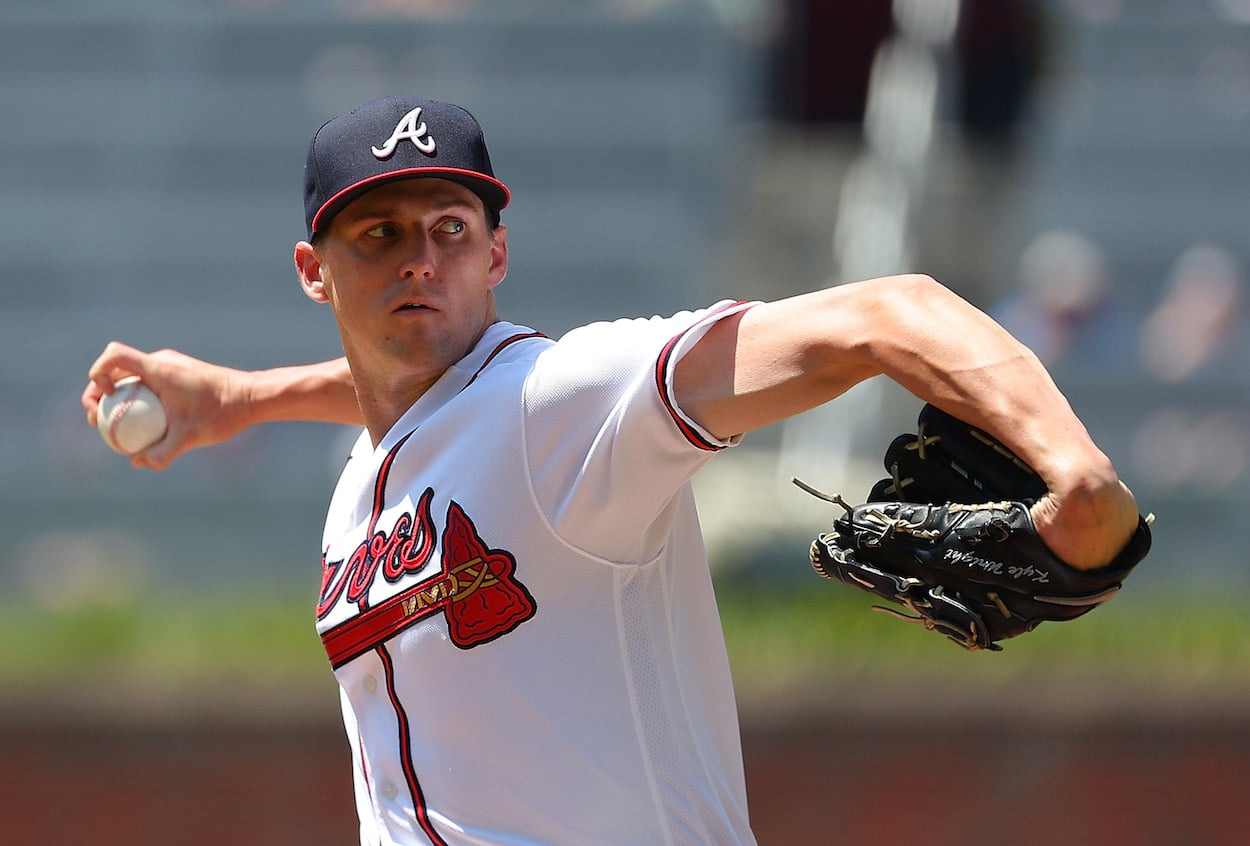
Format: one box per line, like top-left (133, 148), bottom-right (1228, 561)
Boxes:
top-left (487, 225), bottom-right (508, 290)
top-left (295, 241), bottom-right (330, 304)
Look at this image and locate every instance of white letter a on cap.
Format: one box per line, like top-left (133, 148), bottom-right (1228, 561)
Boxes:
top-left (372, 107), bottom-right (437, 159)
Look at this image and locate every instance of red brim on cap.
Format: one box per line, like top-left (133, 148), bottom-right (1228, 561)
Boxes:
top-left (311, 167), bottom-right (511, 236)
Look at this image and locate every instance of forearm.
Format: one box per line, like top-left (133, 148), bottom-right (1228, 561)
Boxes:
top-left (244, 357), bottom-right (362, 427)
top-left (845, 276), bottom-right (1111, 489)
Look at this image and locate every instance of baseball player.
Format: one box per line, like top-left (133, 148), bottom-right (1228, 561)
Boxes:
top-left (83, 96), bottom-right (1140, 845)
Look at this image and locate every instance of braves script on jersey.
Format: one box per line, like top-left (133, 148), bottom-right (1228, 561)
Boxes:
top-left (314, 302), bottom-right (759, 846)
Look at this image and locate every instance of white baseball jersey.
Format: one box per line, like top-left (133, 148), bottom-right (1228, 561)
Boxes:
top-left (314, 301), bottom-right (759, 846)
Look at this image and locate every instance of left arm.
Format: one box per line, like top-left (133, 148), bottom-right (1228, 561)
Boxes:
top-left (674, 274), bottom-right (1139, 571)
top-left (83, 343), bottom-right (360, 471)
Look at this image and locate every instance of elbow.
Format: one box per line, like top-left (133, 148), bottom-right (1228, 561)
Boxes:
top-left (871, 273), bottom-right (978, 329)
top-left (883, 273), bottom-right (951, 302)
top-left (840, 272), bottom-right (978, 371)
top-left (788, 274), bottom-right (966, 391)
top-left (850, 273), bottom-right (957, 339)
top-left (849, 273), bottom-right (957, 323)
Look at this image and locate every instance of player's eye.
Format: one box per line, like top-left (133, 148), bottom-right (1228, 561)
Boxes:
top-left (436, 219), bottom-right (466, 235)
top-left (364, 223), bottom-right (397, 238)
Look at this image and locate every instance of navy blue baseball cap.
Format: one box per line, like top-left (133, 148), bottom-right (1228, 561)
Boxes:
top-left (303, 96), bottom-right (511, 240)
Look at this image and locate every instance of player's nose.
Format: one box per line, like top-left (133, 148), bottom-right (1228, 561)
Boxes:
top-left (399, 235), bottom-right (435, 280)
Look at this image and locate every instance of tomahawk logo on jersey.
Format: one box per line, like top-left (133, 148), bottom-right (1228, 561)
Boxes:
top-left (316, 437), bottom-right (537, 668)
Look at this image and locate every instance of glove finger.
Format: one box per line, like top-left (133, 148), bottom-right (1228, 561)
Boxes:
top-left (915, 404), bottom-right (1048, 502)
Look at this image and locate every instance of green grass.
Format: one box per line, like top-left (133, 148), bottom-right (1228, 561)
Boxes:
top-left (715, 582), bottom-right (1250, 695)
top-left (0, 592), bottom-right (328, 690)
top-left (3, 584), bottom-right (1248, 704)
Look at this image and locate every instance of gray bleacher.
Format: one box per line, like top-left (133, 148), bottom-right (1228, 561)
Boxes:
top-left (1003, 4), bottom-right (1250, 292)
top-left (0, 3), bottom-right (756, 595)
top-left (994, 2), bottom-right (1250, 585)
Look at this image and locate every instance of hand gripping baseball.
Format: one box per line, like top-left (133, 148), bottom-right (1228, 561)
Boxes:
top-left (796, 404), bottom-right (1153, 651)
top-left (84, 342), bottom-right (252, 470)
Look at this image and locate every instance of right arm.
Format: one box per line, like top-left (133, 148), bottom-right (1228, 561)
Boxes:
top-left (83, 342), bottom-right (361, 471)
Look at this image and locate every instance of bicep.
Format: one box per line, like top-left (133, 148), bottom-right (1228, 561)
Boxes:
top-left (673, 284), bottom-right (883, 439)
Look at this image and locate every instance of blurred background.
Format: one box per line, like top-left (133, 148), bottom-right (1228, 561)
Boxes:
top-left (2, 0), bottom-right (1249, 843)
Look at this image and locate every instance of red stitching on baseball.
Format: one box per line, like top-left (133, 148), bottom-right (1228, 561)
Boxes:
top-left (107, 381), bottom-right (141, 453)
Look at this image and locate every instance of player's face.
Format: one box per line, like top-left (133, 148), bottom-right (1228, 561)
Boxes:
top-left (300, 178), bottom-right (508, 385)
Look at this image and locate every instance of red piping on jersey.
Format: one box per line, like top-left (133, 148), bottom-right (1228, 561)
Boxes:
top-left (377, 643), bottom-right (450, 846)
top-left (654, 303), bottom-right (746, 452)
top-left (462, 330), bottom-right (547, 391)
top-left (371, 432), bottom-right (414, 533)
top-left (317, 432), bottom-right (420, 620)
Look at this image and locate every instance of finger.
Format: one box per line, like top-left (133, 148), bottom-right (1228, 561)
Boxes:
top-left (139, 437), bottom-right (179, 472)
top-left (128, 444), bottom-right (170, 472)
top-left (85, 341), bottom-right (153, 426)
top-left (86, 341), bottom-right (150, 393)
top-left (81, 380), bottom-right (104, 425)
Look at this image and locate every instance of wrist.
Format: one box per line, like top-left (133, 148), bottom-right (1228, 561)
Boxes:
top-left (1045, 450), bottom-right (1120, 499)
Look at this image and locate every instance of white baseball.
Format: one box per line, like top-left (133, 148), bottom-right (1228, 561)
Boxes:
top-left (97, 376), bottom-right (169, 455)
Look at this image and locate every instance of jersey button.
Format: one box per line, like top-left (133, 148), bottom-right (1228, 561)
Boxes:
top-left (381, 781), bottom-right (398, 800)
top-left (363, 675), bottom-right (378, 693)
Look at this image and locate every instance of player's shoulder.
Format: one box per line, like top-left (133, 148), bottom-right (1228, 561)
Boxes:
top-left (523, 301), bottom-right (750, 398)
top-left (556, 301), bottom-right (746, 350)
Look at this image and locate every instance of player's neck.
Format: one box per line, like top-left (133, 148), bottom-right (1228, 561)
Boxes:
top-left (351, 370), bottom-right (442, 447)
top-left (345, 312), bottom-right (501, 446)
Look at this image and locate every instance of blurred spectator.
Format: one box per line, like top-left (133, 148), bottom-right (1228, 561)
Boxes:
top-left (768, 0), bottom-right (894, 125)
top-left (1131, 405), bottom-right (1249, 494)
top-left (768, 0), bottom-right (1051, 143)
top-left (1138, 242), bottom-right (1246, 383)
top-left (993, 228), bottom-right (1131, 372)
top-left (954, 0), bottom-right (1050, 151)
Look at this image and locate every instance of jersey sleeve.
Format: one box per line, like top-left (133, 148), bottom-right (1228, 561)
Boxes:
top-left (522, 300), bottom-right (756, 563)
